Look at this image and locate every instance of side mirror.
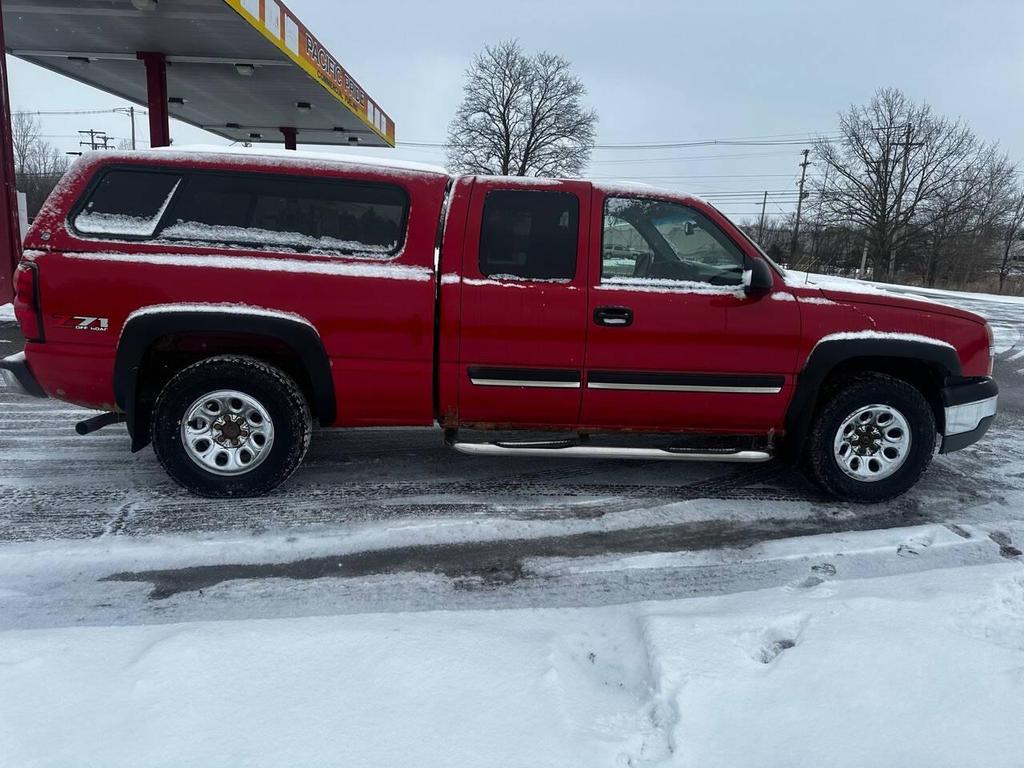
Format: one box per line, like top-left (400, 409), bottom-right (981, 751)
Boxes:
top-left (743, 258), bottom-right (773, 296)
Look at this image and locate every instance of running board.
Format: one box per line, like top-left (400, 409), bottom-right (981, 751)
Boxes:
top-left (450, 442), bottom-right (772, 462)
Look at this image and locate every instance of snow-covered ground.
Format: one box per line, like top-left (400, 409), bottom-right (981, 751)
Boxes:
top-left (0, 302), bottom-right (14, 322)
top-left (3, 561), bottom-right (1023, 767)
top-left (1, 277), bottom-right (1023, 766)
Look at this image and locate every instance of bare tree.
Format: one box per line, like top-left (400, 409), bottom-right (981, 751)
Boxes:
top-left (446, 40), bottom-right (597, 177)
top-left (998, 187), bottom-right (1024, 293)
top-left (10, 112), bottom-right (70, 219)
top-left (915, 147), bottom-right (1017, 287)
top-left (11, 112), bottom-right (44, 177)
top-left (813, 88), bottom-right (981, 281)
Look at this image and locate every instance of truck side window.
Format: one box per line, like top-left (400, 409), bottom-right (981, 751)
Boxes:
top-left (479, 190), bottom-right (578, 280)
top-left (159, 173), bottom-right (408, 257)
top-left (73, 170), bottom-right (182, 238)
top-left (602, 197), bottom-right (745, 287)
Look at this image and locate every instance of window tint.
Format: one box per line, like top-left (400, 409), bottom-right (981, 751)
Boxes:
top-left (602, 197), bottom-right (745, 286)
top-left (479, 190), bottom-right (578, 280)
top-left (160, 173), bottom-right (407, 256)
top-left (74, 170), bottom-right (181, 238)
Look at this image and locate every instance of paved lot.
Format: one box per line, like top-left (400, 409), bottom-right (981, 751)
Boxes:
top-left (1, 286), bottom-right (1022, 621)
top-left (2, 287), bottom-right (1021, 542)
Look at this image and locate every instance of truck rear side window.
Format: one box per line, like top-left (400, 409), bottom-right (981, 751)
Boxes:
top-left (160, 173), bottom-right (408, 257)
top-left (479, 190), bottom-right (578, 280)
top-left (73, 170), bottom-right (181, 238)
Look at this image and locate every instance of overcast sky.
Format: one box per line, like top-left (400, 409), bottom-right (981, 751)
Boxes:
top-left (6, 0), bottom-right (1024, 221)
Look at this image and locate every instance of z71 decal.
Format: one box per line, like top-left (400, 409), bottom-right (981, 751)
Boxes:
top-left (52, 315), bottom-right (109, 332)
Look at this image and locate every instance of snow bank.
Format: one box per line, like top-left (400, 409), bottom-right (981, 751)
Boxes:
top-left (885, 282), bottom-right (1024, 306)
top-left (0, 303), bottom-right (14, 322)
top-left (1, 563), bottom-right (1021, 767)
top-left (645, 564), bottom-right (1024, 767)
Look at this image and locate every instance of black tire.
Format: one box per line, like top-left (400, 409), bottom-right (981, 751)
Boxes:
top-left (805, 373), bottom-right (936, 503)
top-left (151, 356), bottom-right (311, 497)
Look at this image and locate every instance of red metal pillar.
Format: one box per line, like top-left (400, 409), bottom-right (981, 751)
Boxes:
top-left (0, 1), bottom-right (22, 302)
top-left (280, 127), bottom-right (297, 150)
top-left (137, 52), bottom-right (170, 148)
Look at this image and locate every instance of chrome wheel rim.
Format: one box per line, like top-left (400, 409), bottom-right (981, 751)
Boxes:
top-left (181, 390), bottom-right (274, 476)
top-left (833, 403), bottom-right (911, 482)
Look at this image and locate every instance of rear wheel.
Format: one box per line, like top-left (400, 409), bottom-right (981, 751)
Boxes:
top-left (806, 374), bottom-right (936, 502)
top-left (151, 356), bottom-right (311, 497)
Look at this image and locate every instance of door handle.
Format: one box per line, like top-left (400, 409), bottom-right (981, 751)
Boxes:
top-left (594, 306), bottom-right (634, 327)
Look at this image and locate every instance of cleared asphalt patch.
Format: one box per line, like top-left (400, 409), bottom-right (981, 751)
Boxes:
top-left (104, 505), bottom-right (935, 599)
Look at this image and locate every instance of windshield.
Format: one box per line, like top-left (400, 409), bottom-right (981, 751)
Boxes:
top-left (704, 201), bottom-right (789, 278)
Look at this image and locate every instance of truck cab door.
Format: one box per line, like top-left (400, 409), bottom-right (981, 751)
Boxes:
top-left (456, 179), bottom-right (591, 428)
top-left (582, 192), bottom-right (800, 433)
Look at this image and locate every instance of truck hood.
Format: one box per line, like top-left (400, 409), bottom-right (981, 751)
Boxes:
top-left (795, 275), bottom-right (986, 325)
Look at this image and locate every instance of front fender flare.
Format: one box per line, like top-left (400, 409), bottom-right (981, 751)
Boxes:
top-left (783, 337), bottom-right (962, 460)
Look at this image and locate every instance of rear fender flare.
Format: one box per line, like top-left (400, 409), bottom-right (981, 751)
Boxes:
top-left (115, 307), bottom-right (335, 450)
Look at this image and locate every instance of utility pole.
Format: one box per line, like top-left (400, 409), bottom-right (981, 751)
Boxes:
top-left (114, 107), bottom-right (136, 151)
top-left (858, 240), bottom-right (870, 280)
top-left (887, 122), bottom-right (918, 279)
top-left (757, 190), bottom-right (768, 242)
top-left (789, 149), bottom-right (811, 266)
top-left (78, 129), bottom-right (111, 151)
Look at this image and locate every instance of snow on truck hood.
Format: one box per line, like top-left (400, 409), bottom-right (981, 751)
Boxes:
top-left (786, 271), bottom-right (987, 325)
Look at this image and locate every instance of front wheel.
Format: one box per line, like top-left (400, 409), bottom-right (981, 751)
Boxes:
top-left (805, 373), bottom-right (936, 503)
top-left (151, 356), bottom-right (312, 497)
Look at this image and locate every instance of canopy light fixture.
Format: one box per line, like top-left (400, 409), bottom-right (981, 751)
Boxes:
top-left (168, 97), bottom-right (187, 105)
top-left (347, 136), bottom-right (360, 143)
top-left (249, 132), bottom-right (263, 140)
top-left (67, 56), bottom-right (92, 66)
top-left (332, 126), bottom-right (347, 133)
top-left (225, 122), bottom-right (241, 129)
top-left (295, 101), bottom-right (313, 113)
top-left (130, 0), bottom-right (159, 10)
top-left (235, 63), bottom-right (256, 77)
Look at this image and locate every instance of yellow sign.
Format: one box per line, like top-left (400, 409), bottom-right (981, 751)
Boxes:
top-left (225, 0), bottom-right (395, 146)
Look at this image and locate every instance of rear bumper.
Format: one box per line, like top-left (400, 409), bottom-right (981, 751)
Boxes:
top-left (940, 377), bottom-right (997, 453)
top-left (0, 352), bottom-right (48, 398)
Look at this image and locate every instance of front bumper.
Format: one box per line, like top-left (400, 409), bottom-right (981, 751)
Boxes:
top-left (0, 352), bottom-right (48, 399)
top-left (940, 377), bottom-right (997, 453)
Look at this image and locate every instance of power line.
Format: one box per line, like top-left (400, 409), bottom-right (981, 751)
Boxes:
top-left (587, 173), bottom-right (795, 180)
top-left (397, 132), bottom-right (845, 150)
top-left (586, 150), bottom-right (801, 165)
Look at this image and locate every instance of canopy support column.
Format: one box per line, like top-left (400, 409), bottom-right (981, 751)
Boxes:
top-left (280, 127), bottom-right (298, 150)
top-left (0, 0), bottom-right (22, 301)
top-left (137, 51), bottom-right (170, 148)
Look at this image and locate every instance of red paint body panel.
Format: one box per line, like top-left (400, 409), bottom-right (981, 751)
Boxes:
top-left (15, 149), bottom-right (993, 443)
top-left (23, 151), bottom-right (448, 427)
top-left (580, 192), bottom-right (802, 432)
top-left (455, 178), bottom-right (591, 427)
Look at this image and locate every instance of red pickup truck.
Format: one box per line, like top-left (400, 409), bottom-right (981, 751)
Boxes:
top-left (1, 147), bottom-right (997, 501)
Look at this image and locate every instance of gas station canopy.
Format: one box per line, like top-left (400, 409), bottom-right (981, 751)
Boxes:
top-left (2, 0), bottom-right (396, 148)
top-left (0, 0), bottom-right (398, 300)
